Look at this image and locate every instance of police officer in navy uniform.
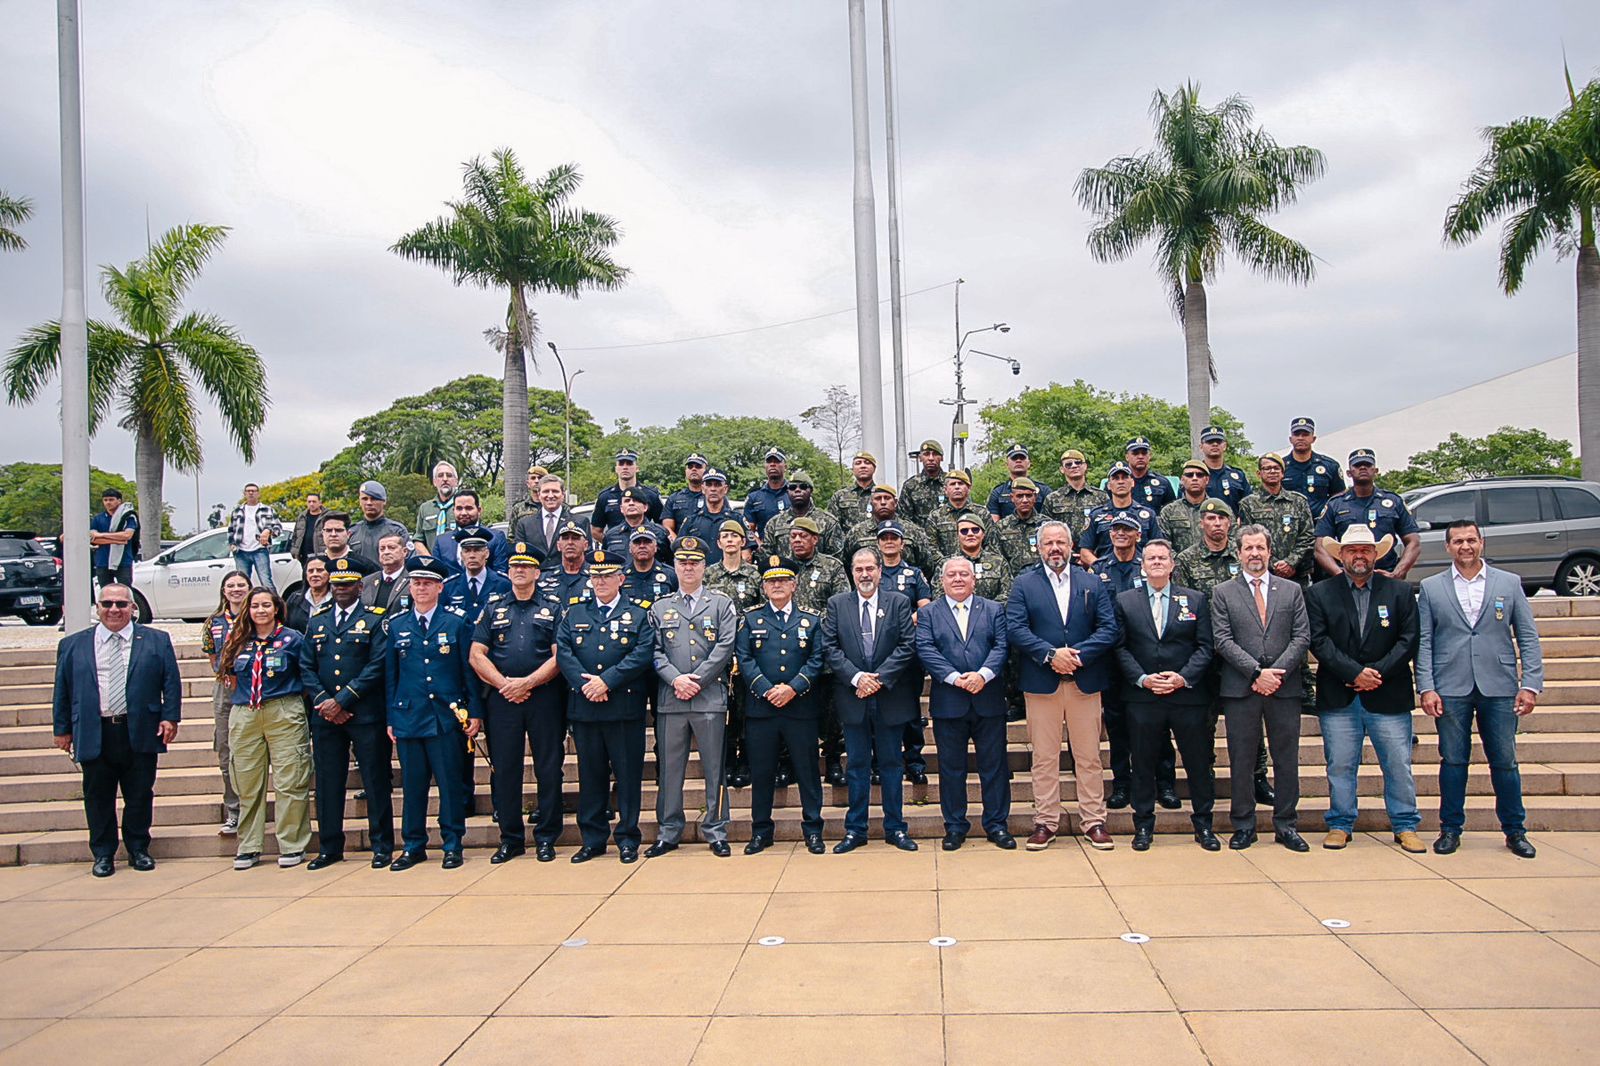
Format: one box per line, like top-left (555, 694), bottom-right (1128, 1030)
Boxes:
top-left (601, 487), bottom-right (673, 561)
top-left (470, 542), bottom-right (567, 863)
top-left (441, 526), bottom-right (512, 622)
top-left (661, 452), bottom-right (709, 536)
top-left (591, 449), bottom-right (664, 537)
top-left (539, 520), bottom-right (593, 611)
top-left (744, 447), bottom-right (793, 535)
top-left (1199, 425), bottom-right (1252, 503)
top-left (383, 555), bottom-right (483, 871)
top-left (986, 443), bottom-right (1053, 520)
top-left (556, 550), bottom-right (657, 863)
top-left (674, 467), bottom-right (742, 547)
top-left (736, 554), bottom-right (828, 855)
top-left (1125, 437), bottom-right (1176, 510)
top-left (1281, 417), bottom-right (1346, 519)
top-left (299, 556), bottom-right (395, 869)
top-left (1314, 448), bottom-right (1423, 579)
top-left (1077, 463), bottom-right (1164, 565)
top-left (622, 527), bottom-right (678, 607)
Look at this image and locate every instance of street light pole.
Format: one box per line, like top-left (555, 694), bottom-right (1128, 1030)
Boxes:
top-left (847, 0), bottom-right (886, 464)
top-left (57, 0), bottom-right (91, 632)
top-left (547, 341), bottom-right (582, 506)
top-left (941, 282), bottom-right (1009, 470)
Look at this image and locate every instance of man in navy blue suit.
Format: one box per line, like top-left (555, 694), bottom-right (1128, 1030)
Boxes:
top-left (52, 584), bottom-right (183, 876)
top-left (1005, 521), bottom-right (1121, 850)
top-left (821, 547), bottom-right (921, 853)
top-left (917, 556), bottom-right (1014, 851)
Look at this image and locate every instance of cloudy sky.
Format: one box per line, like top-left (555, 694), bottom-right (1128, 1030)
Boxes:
top-left (2, 1), bottom-right (1596, 527)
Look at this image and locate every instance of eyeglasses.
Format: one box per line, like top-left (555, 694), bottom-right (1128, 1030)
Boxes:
top-left (1181, 472), bottom-right (1207, 478)
top-left (1062, 460), bottom-right (1085, 468)
top-left (958, 528), bottom-right (982, 536)
top-left (99, 600), bottom-right (132, 609)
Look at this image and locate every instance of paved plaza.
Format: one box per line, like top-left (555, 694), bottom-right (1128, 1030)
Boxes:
top-left (0, 830), bottom-right (1596, 1063)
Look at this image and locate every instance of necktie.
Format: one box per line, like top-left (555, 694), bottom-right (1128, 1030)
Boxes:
top-left (1153, 591), bottom-right (1166, 638)
top-left (1253, 578), bottom-right (1268, 626)
top-left (683, 593), bottom-right (694, 615)
top-left (861, 600), bottom-right (875, 654)
top-left (336, 608), bottom-right (348, 630)
top-left (419, 613), bottom-right (429, 635)
top-left (954, 600), bottom-right (969, 640)
top-left (100, 631), bottom-right (127, 717)
top-left (546, 512), bottom-right (556, 545)
top-left (471, 576), bottom-right (481, 598)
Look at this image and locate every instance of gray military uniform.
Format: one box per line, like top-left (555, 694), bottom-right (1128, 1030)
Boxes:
top-left (650, 588), bottom-right (739, 845)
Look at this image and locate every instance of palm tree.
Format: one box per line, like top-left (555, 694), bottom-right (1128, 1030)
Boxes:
top-left (1076, 82), bottom-right (1325, 451)
top-left (0, 190), bottom-right (32, 252)
top-left (1444, 72), bottom-right (1600, 478)
top-left (4, 224), bottom-right (269, 557)
top-left (392, 150), bottom-right (626, 498)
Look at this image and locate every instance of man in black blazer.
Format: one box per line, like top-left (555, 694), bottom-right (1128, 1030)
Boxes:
top-left (822, 547), bottom-right (921, 853)
top-left (51, 584), bottom-right (183, 876)
top-left (513, 474), bottom-right (579, 557)
top-left (1112, 540), bottom-right (1219, 852)
top-left (1306, 525), bottom-right (1423, 852)
top-left (916, 556), bottom-right (1014, 850)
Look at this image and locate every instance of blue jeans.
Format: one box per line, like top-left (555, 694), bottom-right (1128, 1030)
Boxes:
top-left (234, 547), bottom-right (275, 589)
top-left (1437, 691), bottom-right (1524, 834)
top-left (842, 711), bottom-right (906, 838)
top-left (1319, 696), bottom-right (1419, 833)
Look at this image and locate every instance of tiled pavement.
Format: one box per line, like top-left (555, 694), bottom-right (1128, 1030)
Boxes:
top-left (0, 832), bottom-right (1598, 1064)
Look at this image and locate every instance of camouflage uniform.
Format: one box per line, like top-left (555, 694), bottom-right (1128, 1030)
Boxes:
top-left (994, 510), bottom-right (1049, 575)
top-left (705, 561), bottom-right (764, 611)
top-left (845, 515), bottom-right (938, 578)
top-left (762, 507), bottom-right (847, 563)
top-left (1174, 540), bottom-right (1244, 596)
top-left (897, 470), bottom-right (947, 525)
top-left (925, 502), bottom-right (999, 559)
top-left (792, 552), bottom-right (850, 613)
top-left (1158, 497), bottom-right (1213, 556)
top-left (1042, 484), bottom-right (1109, 541)
top-left (1237, 488), bottom-right (1316, 579)
top-left (828, 483), bottom-right (876, 529)
top-left (933, 550), bottom-right (1012, 602)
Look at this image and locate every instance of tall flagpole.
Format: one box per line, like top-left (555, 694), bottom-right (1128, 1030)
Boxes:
top-left (881, 0), bottom-right (909, 483)
top-left (847, 0), bottom-right (885, 466)
top-left (58, 0), bottom-right (91, 632)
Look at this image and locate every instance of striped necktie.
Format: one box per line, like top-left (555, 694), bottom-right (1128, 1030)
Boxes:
top-left (100, 631), bottom-right (127, 717)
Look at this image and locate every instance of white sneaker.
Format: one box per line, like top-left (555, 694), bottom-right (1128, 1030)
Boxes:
top-left (219, 816), bottom-right (239, 836)
top-left (233, 853), bottom-right (259, 871)
top-left (277, 852), bottom-right (304, 868)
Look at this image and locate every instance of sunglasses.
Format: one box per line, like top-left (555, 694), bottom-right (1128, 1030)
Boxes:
top-left (1062, 460), bottom-right (1085, 467)
top-left (958, 528), bottom-right (982, 536)
top-left (99, 600), bottom-right (132, 608)
top-left (1181, 471), bottom-right (1207, 478)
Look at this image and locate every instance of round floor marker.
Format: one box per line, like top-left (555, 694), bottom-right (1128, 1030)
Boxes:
top-left (1321, 918), bottom-right (1351, 929)
top-left (929, 936), bottom-right (958, 948)
top-left (1120, 932), bottom-right (1151, 944)
top-left (758, 936), bottom-right (785, 946)
top-left (561, 938), bottom-right (589, 948)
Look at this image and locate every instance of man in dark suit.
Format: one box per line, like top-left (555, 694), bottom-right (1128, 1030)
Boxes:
top-left (360, 533), bottom-right (412, 614)
top-left (822, 547), bottom-right (920, 853)
top-left (513, 473), bottom-right (579, 557)
top-left (52, 584), bottom-right (182, 876)
top-left (1306, 525), bottom-right (1423, 852)
top-left (1211, 525), bottom-right (1312, 851)
top-left (916, 556), bottom-right (1014, 850)
top-left (1005, 520), bottom-right (1121, 850)
top-left (1112, 540), bottom-right (1218, 851)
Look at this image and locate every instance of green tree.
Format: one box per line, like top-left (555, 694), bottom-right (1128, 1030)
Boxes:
top-left (257, 472), bottom-right (343, 520)
top-left (0, 462), bottom-right (174, 540)
top-left (3, 224), bottom-right (269, 558)
top-left (1379, 427), bottom-right (1582, 493)
top-left (1076, 82), bottom-right (1324, 452)
top-left (0, 190), bottom-right (32, 252)
top-left (975, 380), bottom-right (1252, 500)
top-left (1444, 71), bottom-right (1600, 478)
top-left (392, 150), bottom-right (627, 499)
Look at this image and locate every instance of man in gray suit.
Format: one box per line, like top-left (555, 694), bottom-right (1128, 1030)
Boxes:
top-left (1210, 524), bottom-right (1312, 851)
top-left (1417, 519), bottom-right (1544, 859)
top-left (646, 537), bottom-right (739, 857)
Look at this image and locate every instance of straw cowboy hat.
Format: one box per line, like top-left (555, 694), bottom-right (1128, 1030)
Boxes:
top-left (1320, 524), bottom-right (1394, 561)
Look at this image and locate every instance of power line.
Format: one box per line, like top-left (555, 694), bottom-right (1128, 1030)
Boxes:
top-left (564, 278), bottom-right (957, 352)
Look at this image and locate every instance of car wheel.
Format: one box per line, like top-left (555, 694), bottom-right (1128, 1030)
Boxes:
top-left (1555, 555), bottom-right (1600, 597)
top-left (131, 590), bottom-right (154, 624)
top-left (22, 608), bottom-right (62, 627)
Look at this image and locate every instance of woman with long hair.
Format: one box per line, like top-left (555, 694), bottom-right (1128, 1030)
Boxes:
top-left (286, 555), bottom-right (333, 632)
top-left (218, 587), bottom-right (314, 869)
top-left (201, 572), bottom-right (251, 834)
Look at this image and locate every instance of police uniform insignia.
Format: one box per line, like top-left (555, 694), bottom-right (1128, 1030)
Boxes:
top-left (1228, 563), bottom-right (1240, 575)
top-left (1315, 466), bottom-right (1325, 474)
top-left (800, 617), bottom-right (810, 627)
top-left (1382, 499), bottom-right (1394, 508)
top-left (516, 542), bottom-right (527, 553)
top-left (336, 559), bottom-right (349, 572)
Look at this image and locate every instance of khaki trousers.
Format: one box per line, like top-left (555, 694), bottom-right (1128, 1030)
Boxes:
top-left (229, 695), bottom-right (313, 857)
top-left (1025, 680), bottom-right (1106, 831)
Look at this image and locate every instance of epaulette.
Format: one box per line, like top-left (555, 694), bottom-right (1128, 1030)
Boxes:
top-left (370, 606), bottom-right (387, 616)
top-left (311, 602), bottom-right (335, 615)
top-left (744, 604), bottom-right (766, 615)
top-left (443, 605), bottom-right (466, 617)
top-left (636, 599), bottom-right (653, 608)
top-left (798, 606), bottom-right (822, 617)
top-left (569, 596), bottom-right (582, 605)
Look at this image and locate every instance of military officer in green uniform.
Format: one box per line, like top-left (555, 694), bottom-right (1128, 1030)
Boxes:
top-left (935, 517), bottom-right (1013, 602)
top-left (789, 516), bottom-right (849, 785)
top-left (762, 471), bottom-right (846, 562)
top-left (846, 485), bottom-right (937, 578)
top-left (829, 451), bottom-right (881, 528)
top-left (1161, 460), bottom-right (1226, 556)
top-left (1043, 450), bottom-right (1109, 542)
top-left (995, 476), bottom-right (1048, 575)
top-left (898, 439), bottom-right (948, 524)
top-left (706, 519), bottom-right (763, 789)
top-left (1237, 452), bottom-right (1316, 583)
top-left (926, 469), bottom-right (999, 558)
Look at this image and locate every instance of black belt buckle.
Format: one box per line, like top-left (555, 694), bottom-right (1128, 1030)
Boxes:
top-left (107, 713), bottom-right (129, 724)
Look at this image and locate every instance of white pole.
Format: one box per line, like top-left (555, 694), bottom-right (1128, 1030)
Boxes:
top-left (880, 0), bottom-right (909, 483)
top-left (57, 0), bottom-right (91, 633)
top-left (847, 0), bottom-right (885, 467)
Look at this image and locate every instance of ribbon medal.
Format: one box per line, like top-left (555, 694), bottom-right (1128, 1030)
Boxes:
top-left (1494, 596), bottom-right (1505, 621)
top-left (1378, 604), bottom-right (1390, 628)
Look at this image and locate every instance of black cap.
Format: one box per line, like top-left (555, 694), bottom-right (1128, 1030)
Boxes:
top-left (764, 447), bottom-right (787, 462)
top-left (684, 452), bottom-right (708, 467)
top-left (1290, 417), bottom-right (1316, 433)
top-left (1108, 461), bottom-right (1134, 477)
top-left (1006, 442), bottom-right (1029, 459)
top-left (1125, 436), bottom-right (1153, 453)
top-left (556, 519), bottom-right (588, 539)
top-left (701, 467), bottom-right (728, 484)
top-left (875, 519), bottom-right (906, 539)
top-left (1348, 448), bottom-right (1377, 466)
top-left (1200, 426), bottom-right (1226, 444)
top-left (404, 555), bottom-right (451, 582)
top-left (586, 549), bottom-right (624, 574)
top-left (507, 541), bottom-right (546, 567)
top-left (454, 525), bottom-right (492, 549)
top-left (1109, 513), bottom-right (1142, 531)
top-left (620, 486), bottom-right (645, 503)
top-left (629, 527), bottom-right (658, 544)
top-left (615, 448), bottom-right (639, 463)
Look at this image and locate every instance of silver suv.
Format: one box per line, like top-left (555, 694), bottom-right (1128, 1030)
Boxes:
top-left (1402, 476), bottom-right (1600, 595)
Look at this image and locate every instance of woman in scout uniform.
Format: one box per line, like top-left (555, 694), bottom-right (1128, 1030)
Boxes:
top-left (215, 587), bottom-right (313, 870)
top-left (201, 572), bottom-right (249, 835)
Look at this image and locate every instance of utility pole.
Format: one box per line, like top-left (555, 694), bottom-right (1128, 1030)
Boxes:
top-left (942, 279), bottom-right (1011, 471)
top-left (880, 0), bottom-right (909, 483)
top-left (57, 0), bottom-right (91, 632)
top-left (847, 0), bottom-right (885, 465)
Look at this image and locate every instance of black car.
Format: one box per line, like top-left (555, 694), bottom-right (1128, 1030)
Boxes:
top-left (0, 531), bottom-right (64, 626)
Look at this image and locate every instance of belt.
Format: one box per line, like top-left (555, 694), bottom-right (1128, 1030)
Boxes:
top-left (102, 713), bottom-right (129, 724)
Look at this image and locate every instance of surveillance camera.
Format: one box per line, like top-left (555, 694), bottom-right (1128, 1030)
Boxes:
top-left (1010, 363), bottom-right (1021, 376)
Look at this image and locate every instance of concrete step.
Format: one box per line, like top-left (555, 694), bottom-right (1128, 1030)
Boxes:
top-left (0, 696), bottom-right (214, 728)
top-left (1532, 597), bottom-right (1600, 617)
top-left (0, 658), bottom-right (215, 686)
top-left (0, 642), bottom-right (207, 669)
top-left (1534, 616), bottom-right (1600, 637)
top-left (0, 677), bottom-right (215, 708)
top-left (0, 716), bottom-right (215, 751)
top-left (1537, 637), bottom-right (1600, 659)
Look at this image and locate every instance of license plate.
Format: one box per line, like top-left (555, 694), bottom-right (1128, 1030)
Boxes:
top-left (17, 595), bottom-right (43, 607)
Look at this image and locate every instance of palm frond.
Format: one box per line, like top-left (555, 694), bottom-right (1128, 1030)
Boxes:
top-left (1222, 215), bottom-right (1318, 285)
top-left (1499, 204), bottom-right (1563, 293)
top-left (0, 190), bottom-right (33, 251)
top-left (169, 311), bottom-right (270, 462)
top-left (121, 349), bottom-right (203, 470)
top-left (144, 223), bottom-right (230, 302)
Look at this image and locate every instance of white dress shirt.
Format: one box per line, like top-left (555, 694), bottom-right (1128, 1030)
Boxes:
top-left (1452, 564), bottom-right (1487, 627)
top-left (413, 607), bottom-right (437, 630)
top-left (1044, 564), bottom-right (1073, 624)
top-left (94, 622), bottom-right (133, 717)
top-left (942, 595), bottom-right (996, 686)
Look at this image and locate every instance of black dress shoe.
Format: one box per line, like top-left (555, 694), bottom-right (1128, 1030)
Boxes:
top-left (570, 845), bottom-right (606, 863)
top-left (1275, 829), bottom-right (1310, 853)
top-left (833, 833), bottom-right (868, 854)
top-left (442, 851), bottom-right (464, 869)
top-left (1506, 833), bottom-right (1537, 859)
top-left (536, 843), bottom-right (556, 862)
top-left (805, 834), bottom-right (826, 855)
top-left (1156, 786), bottom-right (1181, 810)
top-left (1229, 829), bottom-right (1258, 851)
top-left (354, 790), bottom-right (367, 801)
top-left (709, 840), bottom-right (731, 857)
top-left (870, 769), bottom-right (881, 786)
top-left (389, 851), bottom-right (427, 872)
top-left (1131, 827), bottom-right (1153, 852)
top-left (887, 831), bottom-right (918, 852)
top-left (1433, 829), bottom-right (1461, 855)
top-left (91, 856), bottom-right (114, 877)
top-left (942, 832), bottom-right (966, 851)
top-left (775, 765), bottom-right (792, 788)
top-left (1195, 828), bottom-right (1222, 851)
top-left (987, 830), bottom-right (1017, 850)
top-left (728, 768), bottom-right (751, 789)
top-left (371, 853), bottom-right (392, 869)
top-left (128, 851), bottom-right (156, 872)
top-left (644, 841), bottom-right (678, 859)
top-left (307, 854), bottom-right (344, 871)
top-left (906, 767), bottom-right (928, 786)
top-left (1106, 785), bottom-right (1131, 810)
top-left (619, 845), bottom-right (639, 864)
top-left (490, 843), bottom-right (525, 864)
top-left (744, 837), bottom-right (773, 856)
top-left (825, 762), bottom-right (846, 787)
top-left (1254, 776), bottom-right (1276, 805)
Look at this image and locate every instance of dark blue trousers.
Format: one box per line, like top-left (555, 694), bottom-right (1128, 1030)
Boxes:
top-left (842, 711), bottom-right (907, 838)
top-left (396, 733), bottom-right (465, 854)
top-left (932, 711), bottom-right (1011, 836)
top-left (310, 715), bottom-right (394, 859)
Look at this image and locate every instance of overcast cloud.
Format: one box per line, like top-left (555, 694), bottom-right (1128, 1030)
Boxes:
top-left (1, 1), bottom-right (1596, 526)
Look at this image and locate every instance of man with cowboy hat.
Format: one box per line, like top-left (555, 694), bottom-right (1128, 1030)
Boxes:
top-left (1305, 523), bottom-right (1423, 852)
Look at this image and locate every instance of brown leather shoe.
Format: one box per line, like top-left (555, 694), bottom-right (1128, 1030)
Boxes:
top-left (1084, 824), bottom-right (1115, 850)
top-left (1025, 825), bottom-right (1056, 851)
top-left (1322, 830), bottom-right (1351, 850)
top-left (1393, 830), bottom-right (1426, 854)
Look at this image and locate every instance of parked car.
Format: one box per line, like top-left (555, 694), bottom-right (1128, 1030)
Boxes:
top-left (1402, 476), bottom-right (1600, 595)
top-left (0, 532), bottom-right (64, 626)
top-left (130, 527), bottom-right (303, 622)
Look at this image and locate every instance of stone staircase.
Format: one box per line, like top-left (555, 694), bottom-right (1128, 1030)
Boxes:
top-left (3, 599), bottom-right (1599, 864)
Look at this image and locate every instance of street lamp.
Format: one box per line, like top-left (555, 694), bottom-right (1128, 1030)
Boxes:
top-left (546, 341), bottom-right (583, 506)
top-left (940, 278), bottom-right (1011, 468)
